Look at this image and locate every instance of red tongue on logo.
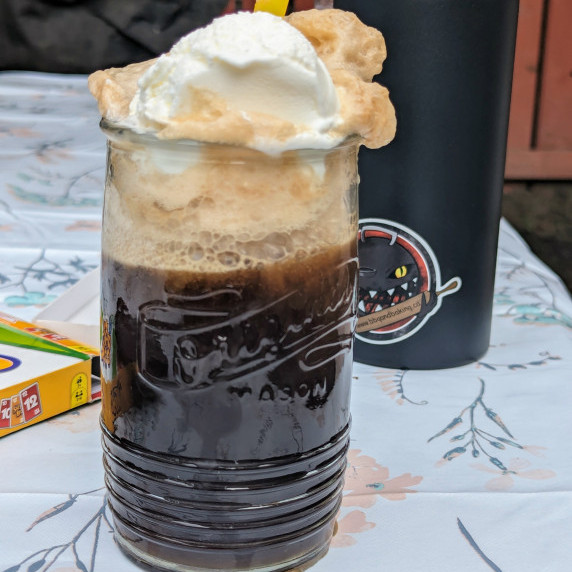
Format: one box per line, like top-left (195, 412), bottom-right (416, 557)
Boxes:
top-left (362, 290), bottom-right (393, 314)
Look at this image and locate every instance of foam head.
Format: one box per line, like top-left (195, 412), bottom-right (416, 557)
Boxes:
top-left (102, 126), bottom-right (360, 273)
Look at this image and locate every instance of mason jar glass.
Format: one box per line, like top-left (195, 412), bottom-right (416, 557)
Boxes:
top-left (99, 121), bottom-right (360, 571)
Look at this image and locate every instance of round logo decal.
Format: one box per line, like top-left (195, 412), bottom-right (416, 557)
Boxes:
top-left (0, 355), bottom-right (22, 373)
top-left (356, 218), bottom-right (461, 345)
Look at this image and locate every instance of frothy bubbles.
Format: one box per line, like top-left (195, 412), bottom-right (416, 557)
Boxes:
top-left (101, 135), bottom-right (358, 274)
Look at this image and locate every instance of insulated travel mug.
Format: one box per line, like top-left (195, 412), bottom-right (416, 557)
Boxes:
top-left (336, 0), bottom-right (519, 369)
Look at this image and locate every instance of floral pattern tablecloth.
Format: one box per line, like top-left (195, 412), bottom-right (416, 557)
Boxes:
top-left (1, 72), bottom-right (571, 572)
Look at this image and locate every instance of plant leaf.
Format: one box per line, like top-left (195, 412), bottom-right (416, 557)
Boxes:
top-left (444, 447), bottom-right (466, 461)
top-left (27, 497), bottom-right (76, 531)
top-left (428, 417), bottom-right (463, 442)
top-left (489, 457), bottom-right (507, 471)
top-left (497, 436), bottom-right (523, 449)
top-left (486, 409), bottom-right (514, 438)
top-left (27, 559), bottom-right (45, 572)
top-left (366, 482), bottom-right (385, 491)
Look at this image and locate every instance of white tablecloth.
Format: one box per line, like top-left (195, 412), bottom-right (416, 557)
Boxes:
top-left (1, 72), bottom-right (571, 572)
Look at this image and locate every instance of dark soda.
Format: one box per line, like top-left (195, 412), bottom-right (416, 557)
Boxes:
top-left (100, 240), bottom-right (357, 570)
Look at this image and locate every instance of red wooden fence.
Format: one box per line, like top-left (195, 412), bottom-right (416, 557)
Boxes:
top-left (506, 0), bottom-right (572, 179)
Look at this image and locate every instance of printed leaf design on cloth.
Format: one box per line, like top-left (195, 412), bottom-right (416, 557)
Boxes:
top-left (374, 370), bottom-right (428, 406)
top-left (7, 161), bottom-right (103, 209)
top-left (429, 380), bottom-right (557, 490)
top-left (0, 250), bottom-right (97, 309)
top-left (443, 447), bottom-right (466, 461)
top-left (2, 490), bottom-right (112, 572)
top-left (332, 450), bottom-right (422, 548)
top-left (457, 517), bottom-right (502, 572)
top-left (489, 457), bottom-right (507, 471)
top-left (73, 554), bottom-right (89, 572)
top-left (523, 445), bottom-right (548, 457)
top-left (429, 378), bottom-right (543, 478)
top-left (343, 449), bottom-right (422, 508)
top-left (509, 304), bottom-right (572, 328)
top-left (428, 417), bottom-right (463, 442)
top-left (497, 437), bottom-right (523, 449)
top-left (485, 409), bottom-right (513, 438)
top-left (4, 291), bottom-right (58, 308)
top-left (495, 265), bottom-right (572, 327)
top-left (331, 510), bottom-right (375, 548)
top-left (28, 560), bottom-right (46, 572)
top-left (26, 496), bottom-right (77, 531)
top-left (472, 457), bottom-right (556, 491)
top-left (8, 184), bottom-right (100, 208)
top-left (478, 351), bottom-right (562, 372)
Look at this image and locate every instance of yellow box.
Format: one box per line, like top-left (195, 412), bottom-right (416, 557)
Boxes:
top-left (0, 311), bottom-right (100, 437)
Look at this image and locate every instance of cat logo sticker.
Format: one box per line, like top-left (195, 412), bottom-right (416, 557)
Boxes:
top-left (356, 219), bottom-right (461, 345)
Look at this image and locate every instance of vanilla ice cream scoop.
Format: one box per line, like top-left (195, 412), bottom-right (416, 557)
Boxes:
top-left (131, 11), bottom-right (339, 147)
top-left (89, 9), bottom-right (396, 152)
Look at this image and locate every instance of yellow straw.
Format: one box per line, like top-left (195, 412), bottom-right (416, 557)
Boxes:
top-left (253, 0), bottom-right (289, 17)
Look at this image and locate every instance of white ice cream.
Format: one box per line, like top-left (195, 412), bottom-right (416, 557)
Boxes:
top-left (128, 11), bottom-right (342, 152)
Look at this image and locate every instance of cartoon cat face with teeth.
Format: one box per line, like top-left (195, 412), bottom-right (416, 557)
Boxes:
top-left (358, 235), bottom-right (422, 316)
top-left (356, 221), bottom-right (440, 341)
top-left (356, 220), bottom-right (461, 343)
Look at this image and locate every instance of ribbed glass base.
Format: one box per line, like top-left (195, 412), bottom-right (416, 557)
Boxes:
top-left (102, 423), bottom-right (349, 571)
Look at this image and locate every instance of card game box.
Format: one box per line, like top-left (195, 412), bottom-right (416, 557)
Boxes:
top-left (0, 311), bottom-right (100, 438)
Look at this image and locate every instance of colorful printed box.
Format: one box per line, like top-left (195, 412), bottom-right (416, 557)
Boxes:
top-left (0, 311), bottom-right (100, 438)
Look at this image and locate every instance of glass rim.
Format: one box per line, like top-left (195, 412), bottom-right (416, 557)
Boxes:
top-left (99, 118), bottom-right (362, 156)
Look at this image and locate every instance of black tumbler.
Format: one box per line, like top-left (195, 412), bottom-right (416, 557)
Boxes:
top-left (334, 0), bottom-right (519, 369)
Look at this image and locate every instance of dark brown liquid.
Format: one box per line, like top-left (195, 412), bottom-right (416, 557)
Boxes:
top-left (101, 241), bottom-right (357, 570)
